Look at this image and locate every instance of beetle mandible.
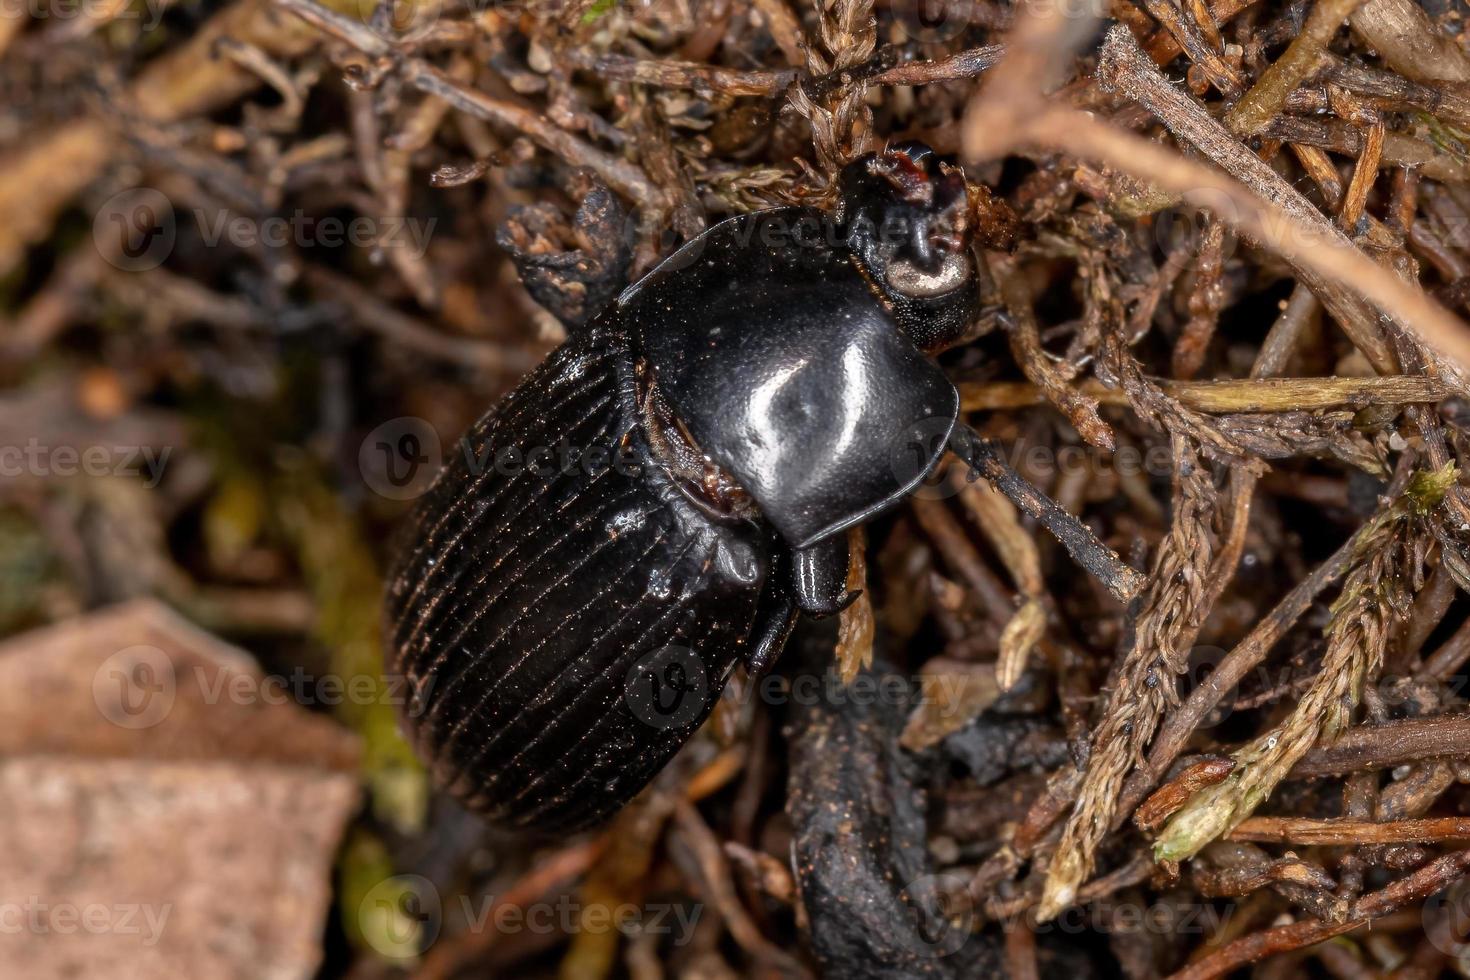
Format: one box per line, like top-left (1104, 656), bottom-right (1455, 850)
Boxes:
top-left (384, 142), bottom-right (1133, 832)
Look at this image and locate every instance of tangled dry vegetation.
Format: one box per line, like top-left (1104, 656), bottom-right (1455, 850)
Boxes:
top-left (10, 0), bottom-right (1470, 975)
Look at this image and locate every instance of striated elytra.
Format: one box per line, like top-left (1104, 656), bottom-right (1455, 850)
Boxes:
top-left (385, 142), bottom-right (1006, 832)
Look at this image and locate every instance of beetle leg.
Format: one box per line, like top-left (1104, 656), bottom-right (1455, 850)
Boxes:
top-left (979, 304), bottom-right (1015, 333)
top-left (498, 178), bottom-right (632, 330)
top-left (790, 533), bottom-right (860, 618)
top-left (742, 534), bottom-right (860, 677)
top-left (744, 587), bottom-right (799, 677)
top-left (948, 423), bottom-right (1146, 603)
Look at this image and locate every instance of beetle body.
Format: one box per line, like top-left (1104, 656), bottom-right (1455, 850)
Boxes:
top-left (386, 324), bottom-right (775, 830)
top-left (386, 144), bottom-right (981, 831)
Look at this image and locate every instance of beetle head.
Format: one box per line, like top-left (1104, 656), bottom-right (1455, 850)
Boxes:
top-left (837, 141), bottom-right (980, 352)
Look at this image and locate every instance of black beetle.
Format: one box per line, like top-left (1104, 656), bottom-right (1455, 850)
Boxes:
top-left (384, 142), bottom-right (1129, 832)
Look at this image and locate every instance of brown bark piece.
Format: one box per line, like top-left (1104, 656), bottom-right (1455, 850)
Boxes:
top-left (0, 598), bottom-right (360, 770)
top-left (0, 758), bottom-right (359, 980)
top-left (0, 600), bottom-right (361, 979)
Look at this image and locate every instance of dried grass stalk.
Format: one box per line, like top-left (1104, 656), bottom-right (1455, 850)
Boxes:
top-left (1154, 466), bottom-right (1457, 860)
top-left (835, 526), bottom-right (875, 685)
top-left (956, 475), bottom-right (1047, 690)
top-left (1225, 0), bottom-right (1370, 136)
top-left (788, 0), bottom-right (877, 172)
top-left (1039, 436), bottom-right (1222, 919)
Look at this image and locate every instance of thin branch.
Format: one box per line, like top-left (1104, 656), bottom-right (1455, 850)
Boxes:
top-left (272, 0), bottom-right (666, 208)
top-left (1167, 851), bottom-right (1470, 980)
top-left (1289, 714), bottom-right (1470, 778)
top-left (1087, 26), bottom-right (1408, 375)
top-left (303, 267), bottom-right (540, 373)
top-left (1224, 0), bottom-right (1369, 136)
top-left (950, 426), bottom-right (1145, 603)
top-left (959, 376), bottom-right (1452, 413)
top-left (871, 44), bottom-right (1005, 85)
top-left (568, 52), bottom-right (795, 96)
top-left (1230, 816), bottom-right (1470, 845)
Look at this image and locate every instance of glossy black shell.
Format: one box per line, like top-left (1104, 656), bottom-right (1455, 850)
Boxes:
top-left (623, 208), bottom-right (958, 549)
top-left (386, 142), bottom-right (981, 832)
top-left (385, 322), bottom-right (770, 832)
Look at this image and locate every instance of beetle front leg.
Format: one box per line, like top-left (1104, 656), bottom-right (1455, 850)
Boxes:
top-left (742, 534), bottom-right (860, 677)
top-left (744, 587), bottom-right (799, 677)
top-left (790, 533), bottom-right (859, 618)
top-left (743, 534), bottom-right (857, 676)
top-left (948, 423), bottom-right (1146, 604)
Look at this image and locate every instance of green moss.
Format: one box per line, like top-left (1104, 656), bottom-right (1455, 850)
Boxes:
top-left (581, 0), bottom-right (616, 23)
top-left (339, 829), bottom-right (429, 960)
top-left (275, 454), bottom-right (427, 833)
top-left (1406, 462), bottom-right (1459, 516)
top-left (0, 508), bottom-right (61, 635)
